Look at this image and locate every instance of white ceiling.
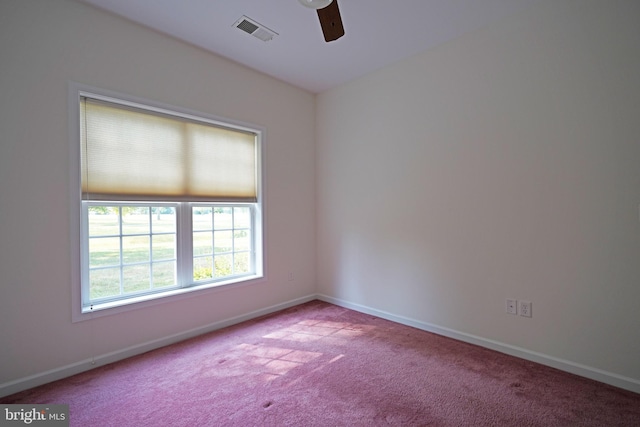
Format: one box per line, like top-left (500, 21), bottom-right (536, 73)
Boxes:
top-left (79, 0), bottom-right (541, 93)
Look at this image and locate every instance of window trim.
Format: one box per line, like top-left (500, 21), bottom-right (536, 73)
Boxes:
top-left (69, 82), bottom-right (266, 322)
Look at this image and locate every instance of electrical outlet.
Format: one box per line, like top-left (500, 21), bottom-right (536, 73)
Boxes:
top-left (506, 298), bottom-right (518, 315)
top-left (519, 301), bottom-right (532, 317)
top-left (287, 272), bottom-right (294, 282)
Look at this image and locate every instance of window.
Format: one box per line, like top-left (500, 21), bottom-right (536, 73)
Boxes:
top-left (70, 84), bottom-right (264, 319)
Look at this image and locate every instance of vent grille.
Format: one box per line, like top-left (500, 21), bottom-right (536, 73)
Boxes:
top-left (236, 19), bottom-right (259, 35)
top-left (234, 16), bottom-right (278, 42)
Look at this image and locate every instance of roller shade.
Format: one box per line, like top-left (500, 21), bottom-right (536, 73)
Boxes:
top-left (80, 97), bottom-right (257, 202)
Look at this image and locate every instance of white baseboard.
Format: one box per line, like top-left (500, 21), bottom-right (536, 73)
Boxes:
top-left (317, 294), bottom-right (640, 395)
top-left (0, 294), bottom-right (317, 398)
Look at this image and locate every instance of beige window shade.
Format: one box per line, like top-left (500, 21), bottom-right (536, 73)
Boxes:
top-left (81, 97), bottom-right (257, 202)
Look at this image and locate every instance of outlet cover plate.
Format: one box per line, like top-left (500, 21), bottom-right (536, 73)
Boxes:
top-left (506, 298), bottom-right (518, 315)
top-left (519, 300), bottom-right (532, 317)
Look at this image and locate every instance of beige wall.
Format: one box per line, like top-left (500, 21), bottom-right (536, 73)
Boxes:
top-left (0, 0), bottom-right (316, 391)
top-left (317, 0), bottom-right (640, 388)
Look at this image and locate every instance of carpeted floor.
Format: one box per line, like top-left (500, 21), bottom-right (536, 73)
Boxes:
top-left (2, 300), bottom-right (640, 426)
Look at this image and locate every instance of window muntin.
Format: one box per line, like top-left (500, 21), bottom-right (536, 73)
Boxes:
top-left (74, 85), bottom-right (264, 317)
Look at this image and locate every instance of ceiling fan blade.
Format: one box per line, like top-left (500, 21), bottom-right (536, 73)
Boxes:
top-left (317, 0), bottom-right (344, 42)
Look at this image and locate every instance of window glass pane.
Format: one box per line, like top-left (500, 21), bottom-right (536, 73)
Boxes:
top-left (234, 230), bottom-right (250, 251)
top-left (214, 207), bottom-right (233, 230)
top-left (234, 207), bottom-right (251, 229)
top-left (214, 254), bottom-right (233, 278)
top-left (90, 268), bottom-right (121, 299)
top-left (123, 264), bottom-right (150, 293)
top-left (193, 231), bottom-right (213, 256)
top-left (234, 252), bottom-right (250, 274)
top-left (214, 230), bottom-right (233, 253)
top-left (88, 207), bottom-right (119, 236)
top-left (152, 207), bottom-right (176, 233)
top-left (123, 235), bottom-right (150, 264)
top-left (152, 234), bottom-right (175, 261)
top-left (89, 237), bottom-right (120, 267)
top-left (152, 261), bottom-right (176, 288)
top-left (122, 207), bottom-right (150, 235)
top-left (193, 256), bottom-right (213, 280)
top-left (193, 207), bottom-right (212, 231)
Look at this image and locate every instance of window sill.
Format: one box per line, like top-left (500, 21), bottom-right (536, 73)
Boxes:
top-left (72, 274), bottom-right (265, 322)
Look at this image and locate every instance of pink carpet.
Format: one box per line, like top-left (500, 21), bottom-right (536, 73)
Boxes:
top-left (3, 301), bottom-right (640, 426)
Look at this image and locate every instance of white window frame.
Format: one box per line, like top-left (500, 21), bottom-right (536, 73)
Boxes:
top-left (69, 82), bottom-right (265, 322)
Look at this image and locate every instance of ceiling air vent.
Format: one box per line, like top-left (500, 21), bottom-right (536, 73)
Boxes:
top-left (234, 16), bottom-right (278, 42)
